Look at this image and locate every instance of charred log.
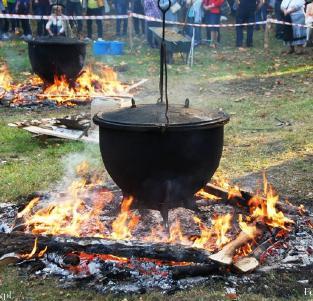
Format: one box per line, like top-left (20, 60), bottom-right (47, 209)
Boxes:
top-left (0, 232), bottom-right (212, 264)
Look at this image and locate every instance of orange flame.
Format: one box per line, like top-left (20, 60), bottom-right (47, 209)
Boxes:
top-left (38, 66), bottom-right (124, 105)
top-left (0, 64), bottom-right (12, 91)
top-left (110, 196), bottom-right (139, 240)
top-left (20, 238), bottom-right (47, 259)
top-left (192, 213), bottom-right (232, 251)
top-left (248, 177), bottom-right (294, 230)
top-left (19, 161), bottom-right (113, 238)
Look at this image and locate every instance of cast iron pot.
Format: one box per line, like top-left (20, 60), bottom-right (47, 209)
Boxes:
top-left (28, 36), bottom-right (87, 83)
top-left (93, 103), bottom-right (229, 218)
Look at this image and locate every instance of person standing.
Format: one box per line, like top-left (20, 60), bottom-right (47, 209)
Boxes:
top-left (6, 0), bottom-right (18, 34)
top-left (275, 0), bottom-right (284, 39)
top-left (255, 0), bottom-right (267, 30)
top-left (235, 0), bottom-right (261, 48)
top-left (203, 0), bottom-right (223, 48)
top-left (84, 0), bottom-right (104, 40)
top-left (66, 0), bottom-right (83, 37)
top-left (143, 0), bottom-right (161, 47)
top-left (131, 0), bottom-right (145, 35)
top-left (114, 0), bottom-right (129, 37)
top-left (281, 0), bottom-right (306, 54)
top-left (33, 0), bottom-right (50, 36)
top-left (15, 0), bottom-right (32, 39)
top-left (0, 0), bottom-right (10, 39)
top-left (185, 0), bottom-right (203, 46)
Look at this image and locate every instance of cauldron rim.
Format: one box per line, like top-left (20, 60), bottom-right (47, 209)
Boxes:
top-left (27, 37), bottom-right (88, 46)
top-left (93, 104), bottom-right (229, 132)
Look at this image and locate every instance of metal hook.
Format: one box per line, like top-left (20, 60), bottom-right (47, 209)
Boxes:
top-left (157, 0), bottom-right (172, 14)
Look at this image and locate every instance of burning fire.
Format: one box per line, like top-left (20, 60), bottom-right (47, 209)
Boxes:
top-left (247, 175), bottom-right (294, 230)
top-left (0, 64), bottom-right (12, 91)
top-left (0, 64), bottom-right (125, 106)
top-left (192, 213), bottom-right (232, 251)
top-left (40, 66), bottom-right (124, 105)
top-left (16, 162), bottom-right (295, 263)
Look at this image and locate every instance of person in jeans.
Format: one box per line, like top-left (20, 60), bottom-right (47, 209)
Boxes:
top-left (281, 0), bottom-right (306, 54)
top-left (66, 0), bottom-right (83, 36)
top-left (143, 0), bottom-right (161, 47)
top-left (33, 0), bottom-right (50, 36)
top-left (85, 0), bottom-right (104, 40)
top-left (6, 0), bottom-right (18, 34)
top-left (255, 0), bottom-right (267, 30)
top-left (15, 0), bottom-right (32, 39)
top-left (203, 0), bottom-right (223, 48)
top-left (186, 0), bottom-right (203, 46)
top-left (0, 0), bottom-right (10, 39)
top-left (114, 0), bottom-right (129, 36)
top-left (131, 0), bottom-right (145, 35)
top-left (275, 0), bottom-right (284, 39)
top-left (235, 0), bottom-right (261, 48)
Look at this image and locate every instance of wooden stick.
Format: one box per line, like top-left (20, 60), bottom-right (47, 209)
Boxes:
top-left (127, 11), bottom-right (134, 52)
top-left (124, 79), bottom-right (148, 93)
top-left (0, 232), bottom-right (213, 264)
top-left (264, 16), bottom-right (271, 50)
top-left (233, 256), bottom-right (259, 273)
top-left (209, 227), bottom-right (263, 265)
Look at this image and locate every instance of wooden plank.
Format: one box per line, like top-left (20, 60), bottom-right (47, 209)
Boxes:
top-left (23, 126), bottom-right (98, 143)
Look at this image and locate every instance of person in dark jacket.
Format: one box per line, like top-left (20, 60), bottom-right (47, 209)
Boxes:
top-left (131, 0), bottom-right (145, 35)
top-left (84, 0), bottom-right (104, 40)
top-left (33, 0), bottom-right (51, 36)
top-left (275, 0), bottom-right (284, 39)
top-left (15, 0), bottom-right (32, 39)
top-left (66, 0), bottom-right (83, 36)
top-left (235, 0), bottom-right (261, 48)
top-left (114, 0), bottom-right (129, 36)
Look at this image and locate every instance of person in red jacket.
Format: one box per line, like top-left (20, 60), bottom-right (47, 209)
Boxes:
top-left (203, 0), bottom-right (223, 48)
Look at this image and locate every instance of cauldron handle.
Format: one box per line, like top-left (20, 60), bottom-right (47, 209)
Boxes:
top-left (157, 0), bottom-right (171, 125)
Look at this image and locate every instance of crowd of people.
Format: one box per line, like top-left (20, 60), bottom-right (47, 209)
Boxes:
top-left (0, 0), bottom-right (312, 53)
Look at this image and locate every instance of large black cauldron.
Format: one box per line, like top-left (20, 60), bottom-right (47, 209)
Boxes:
top-left (93, 103), bottom-right (229, 220)
top-left (28, 36), bottom-right (87, 83)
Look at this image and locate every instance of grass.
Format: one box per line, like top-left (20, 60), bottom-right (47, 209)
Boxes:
top-left (0, 27), bottom-right (313, 300)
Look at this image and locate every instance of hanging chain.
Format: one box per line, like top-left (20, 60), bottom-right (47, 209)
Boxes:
top-left (157, 0), bottom-right (171, 125)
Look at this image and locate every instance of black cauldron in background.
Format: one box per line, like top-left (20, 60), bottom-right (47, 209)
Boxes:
top-left (93, 103), bottom-right (229, 220)
top-left (27, 36), bottom-right (87, 83)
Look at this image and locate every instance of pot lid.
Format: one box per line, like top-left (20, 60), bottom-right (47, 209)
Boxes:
top-left (28, 36), bottom-right (87, 46)
top-left (93, 103), bottom-right (229, 131)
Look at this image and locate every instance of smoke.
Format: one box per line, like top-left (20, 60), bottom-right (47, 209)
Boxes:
top-left (52, 142), bottom-right (107, 192)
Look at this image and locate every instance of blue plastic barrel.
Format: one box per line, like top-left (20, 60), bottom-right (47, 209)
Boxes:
top-left (92, 41), bottom-right (125, 55)
top-left (93, 41), bottom-right (111, 55)
top-left (110, 41), bottom-right (125, 55)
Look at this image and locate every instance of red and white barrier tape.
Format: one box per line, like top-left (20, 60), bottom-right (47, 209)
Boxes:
top-left (0, 13), bottom-right (312, 28)
top-left (0, 13), bottom-right (128, 20)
